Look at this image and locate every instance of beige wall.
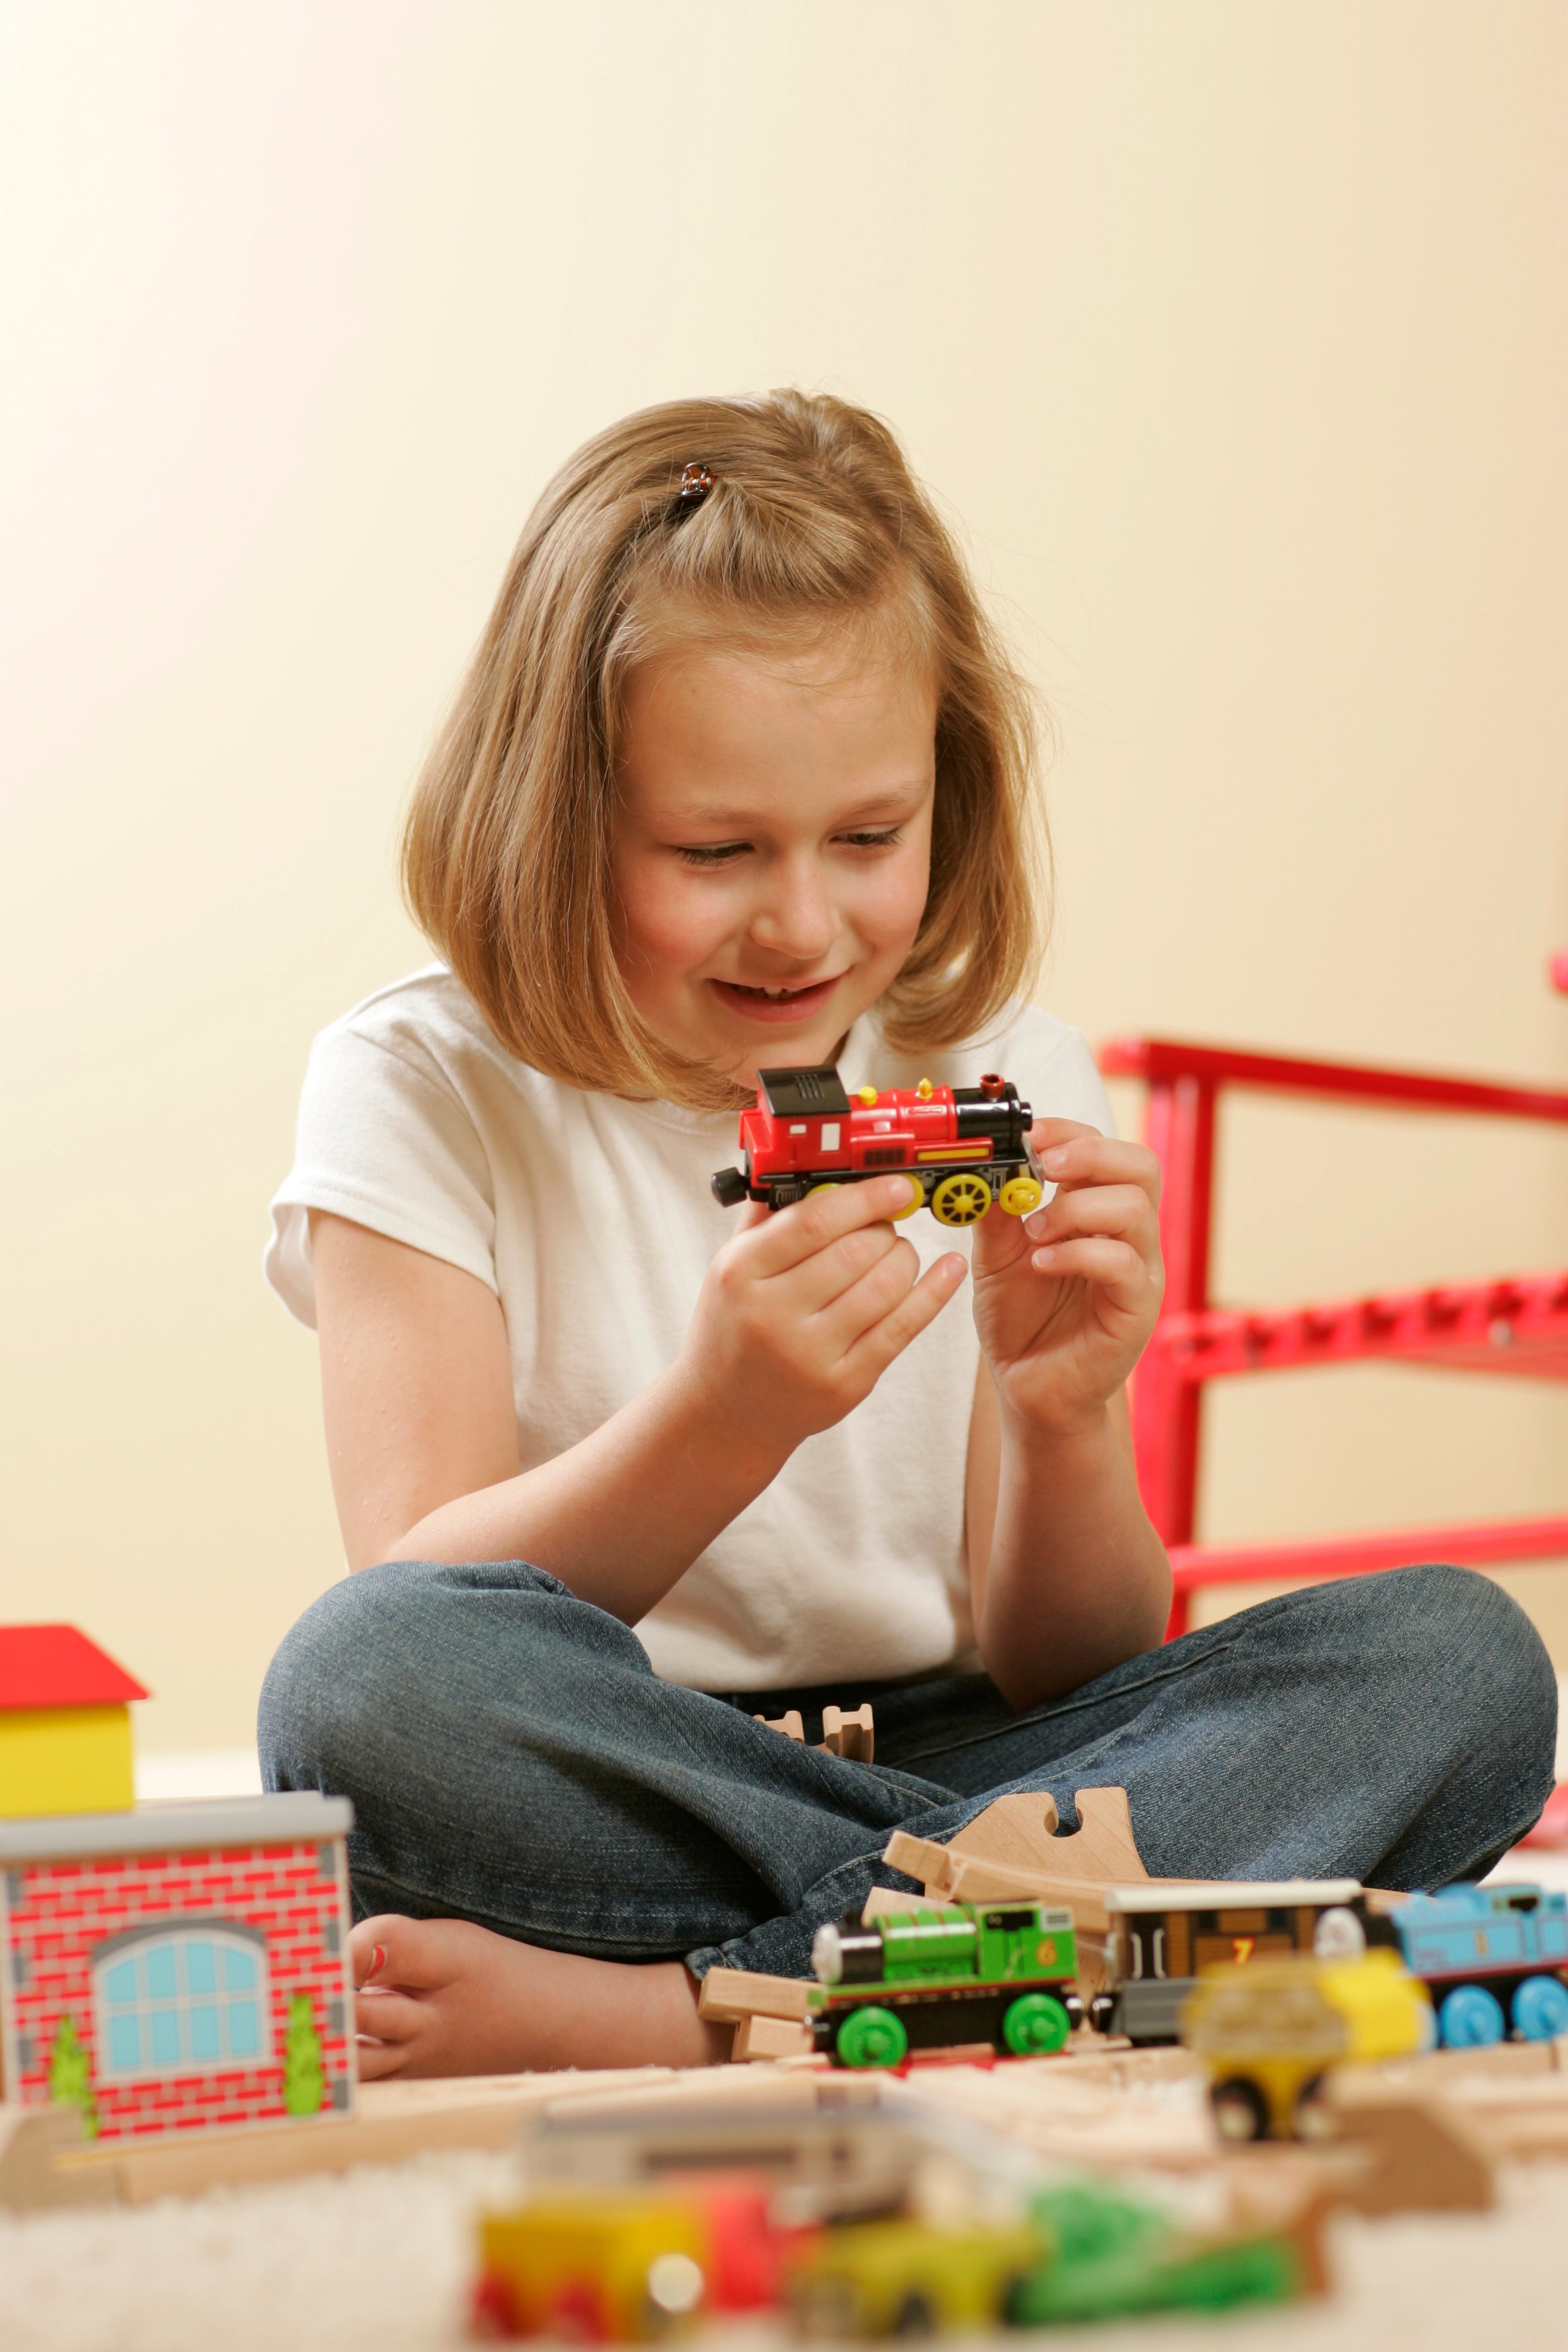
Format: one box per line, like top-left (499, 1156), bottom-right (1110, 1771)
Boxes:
top-left (3, 1), bottom-right (1565, 1751)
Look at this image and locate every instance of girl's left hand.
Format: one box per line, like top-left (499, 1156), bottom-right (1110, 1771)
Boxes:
top-left (970, 1120), bottom-right (1164, 1432)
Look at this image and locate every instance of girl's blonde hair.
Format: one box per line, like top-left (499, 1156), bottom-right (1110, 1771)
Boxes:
top-left (403, 389), bottom-right (1048, 1106)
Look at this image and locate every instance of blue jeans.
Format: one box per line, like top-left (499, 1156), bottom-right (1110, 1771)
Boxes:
top-left (258, 1560), bottom-right (1557, 1982)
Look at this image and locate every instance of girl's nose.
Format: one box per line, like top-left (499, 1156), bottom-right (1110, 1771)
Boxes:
top-left (748, 860), bottom-right (840, 963)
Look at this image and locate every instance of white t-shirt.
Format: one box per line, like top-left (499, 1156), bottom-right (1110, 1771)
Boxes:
top-left (264, 967), bottom-right (1114, 1692)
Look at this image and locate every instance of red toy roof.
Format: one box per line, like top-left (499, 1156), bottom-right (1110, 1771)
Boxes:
top-left (0, 1625), bottom-right (150, 1711)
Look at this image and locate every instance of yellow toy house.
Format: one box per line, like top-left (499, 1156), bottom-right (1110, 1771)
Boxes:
top-left (0, 1624), bottom-right (148, 1818)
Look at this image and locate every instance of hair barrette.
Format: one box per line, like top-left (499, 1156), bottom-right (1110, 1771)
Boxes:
top-left (675, 461), bottom-right (714, 509)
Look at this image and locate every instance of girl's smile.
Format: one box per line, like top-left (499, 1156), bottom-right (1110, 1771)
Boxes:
top-left (612, 636), bottom-right (937, 1087)
top-left (708, 973), bottom-right (848, 1024)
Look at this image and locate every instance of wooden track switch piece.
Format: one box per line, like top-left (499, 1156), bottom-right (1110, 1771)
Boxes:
top-left (754, 1710), bottom-right (805, 1742)
top-left (696, 1967), bottom-right (814, 2026)
top-left (881, 1785), bottom-right (1168, 1940)
top-left (732, 2014), bottom-right (815, 2062)
top-left (819, 1703), bottom-right (875, 1762)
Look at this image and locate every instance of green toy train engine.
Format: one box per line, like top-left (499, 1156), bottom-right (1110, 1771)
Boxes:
top-left (807, 1902), bottom-right (1083, 2068)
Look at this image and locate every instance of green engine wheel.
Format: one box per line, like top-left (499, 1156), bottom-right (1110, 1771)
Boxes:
top-left (1000, 1991), bottom-right (1073, 2056)
top-left (834, 2003), bottom-right (909, 2069)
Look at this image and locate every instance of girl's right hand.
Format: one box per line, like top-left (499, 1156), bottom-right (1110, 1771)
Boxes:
top-left (679, 1175), bottom-right (968, 1460)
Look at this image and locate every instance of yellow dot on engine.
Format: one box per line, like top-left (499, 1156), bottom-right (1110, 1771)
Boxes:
top-left (916, 1077), bottom-right (933, 1099)
top-left (856, 1085), bottom-right (879, 1106)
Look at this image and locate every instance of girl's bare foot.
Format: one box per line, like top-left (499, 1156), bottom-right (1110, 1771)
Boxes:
top-left (350, 1914), bottom-right (730, 2079)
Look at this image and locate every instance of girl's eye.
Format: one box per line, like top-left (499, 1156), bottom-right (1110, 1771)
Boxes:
top-left (673, 826), bottom-right (902, 867)
top-left (675, 842), bottom-right (749, 867)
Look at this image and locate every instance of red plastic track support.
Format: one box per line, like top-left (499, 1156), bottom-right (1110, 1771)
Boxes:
top-left (1105, 1028), bottom-right (1568, 1641)
top-left (1151, 1269), bottom-right (1568, 1383)
top-left (1164, 1515), bottom-right (1568, 1638)
top-left (1100, 1036), bottom-right (1568, 1126)
top-left (1133, 1073), bottom-right (1215, 1561)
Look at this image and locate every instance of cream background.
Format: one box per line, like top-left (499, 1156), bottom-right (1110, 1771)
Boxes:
top-left (2, 1), bottom-right (1565, 1752)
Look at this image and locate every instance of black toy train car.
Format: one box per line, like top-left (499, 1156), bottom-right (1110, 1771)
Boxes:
top-left (712, 1065), bottom-right (1043, 1229)
top-left (1094, 1881), bottom-right (1378, 2045)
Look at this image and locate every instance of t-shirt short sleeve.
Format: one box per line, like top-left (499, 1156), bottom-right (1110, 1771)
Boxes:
top-left (264, 1022), bottom-right (498, 1329)
top-left (970, 1003), bottom-right (1116, 1146)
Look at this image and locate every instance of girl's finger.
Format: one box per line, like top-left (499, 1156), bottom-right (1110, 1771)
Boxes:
top-left (838, 1253), bottom-right (969, 1383)
top-left (1025, 1184), bottom-right (1161, 1256)
top-left (1030, 1117), bottom-right (1101, 1156)
top-left (738, 1175), bottom-right (925, 1277)
top-left (812, 1234), bottom-right (928, 1351)
top-left (778, 1220), bottom-right (910, 1318)
top-left (1034, 1132), bottom-right (1161, 1199)
top-left (1030, 1235), bottom-right (1159, 1304)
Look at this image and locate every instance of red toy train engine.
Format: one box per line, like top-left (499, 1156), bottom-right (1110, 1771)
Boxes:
top-left (711, 1065), bottom-right (1044, 1228)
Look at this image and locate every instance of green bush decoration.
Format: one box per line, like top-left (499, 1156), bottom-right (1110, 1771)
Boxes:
top-left (281, 1990), bottom-right (326, 2116)
top-left (47, 2014), bottom-right (98, 2139)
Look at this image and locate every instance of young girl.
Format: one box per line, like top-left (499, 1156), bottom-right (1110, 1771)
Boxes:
top-left (261, 391), bottom-right (1554, 2077)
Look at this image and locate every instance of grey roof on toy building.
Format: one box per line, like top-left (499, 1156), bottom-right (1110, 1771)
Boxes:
top-left (0, 1790), bottom-right (352, 1863)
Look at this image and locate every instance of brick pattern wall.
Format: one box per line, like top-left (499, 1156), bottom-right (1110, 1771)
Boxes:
top-left (1, 1840), bottom-right (355, 2139)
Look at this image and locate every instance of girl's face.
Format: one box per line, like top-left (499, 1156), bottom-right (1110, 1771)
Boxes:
top-left (611, 636), bottom-right (938, 1090)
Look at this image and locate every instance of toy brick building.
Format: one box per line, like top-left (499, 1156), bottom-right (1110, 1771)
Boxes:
top-left (0, 1624), bottom-right (356, 2141)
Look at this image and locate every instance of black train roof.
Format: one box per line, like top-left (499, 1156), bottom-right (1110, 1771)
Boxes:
top-left (758, 1067), bottom-right (852, 1118)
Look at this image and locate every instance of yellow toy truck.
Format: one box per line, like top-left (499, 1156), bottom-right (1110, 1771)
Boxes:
top-left (472, 2190), bottom-right (724, 2340)
top-left (1181, 1949), bottom-right (1432, 2141)
top-left (783, 2213), bottom-right (1044, 2339)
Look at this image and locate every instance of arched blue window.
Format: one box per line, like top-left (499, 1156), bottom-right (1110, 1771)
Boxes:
top-left (92, 1924), bottom-right (273, 2078)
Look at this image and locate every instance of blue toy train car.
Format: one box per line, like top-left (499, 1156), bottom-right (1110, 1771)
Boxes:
top-left (1385, 1883), bottom-right (1568, 2047)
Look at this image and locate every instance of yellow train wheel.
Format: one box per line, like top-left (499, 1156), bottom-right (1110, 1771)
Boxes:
top-left (997, 1175), bottom-right (1043, 1217)
top-left (931, 1172), bottom-right (991, 1227)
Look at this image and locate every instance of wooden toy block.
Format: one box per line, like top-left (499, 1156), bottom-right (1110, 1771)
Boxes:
top-left (0, 1791), bottom-right (356, 2143)
top-left (49, 2067), bottom-right (689, 2204)
top-left (906, 2055), bottom-right (1220, 2172)
top-left (696, 1967), bottom-right (814, 2024)
top-left (1052, 2042), bottom-right (1199, 2088)
top-left (0, 2100), bottom-right (115, 2210)
top-left (732, 2014), bottom-right (815, 2061)
top-left (754, 1709), bottom-right (805, 1742)
top-left (1324, 2073), bottom-right (1496, 2214)
top-left (820, 1702), bottom-right (875, 1763)
top-left (1374, 2037), bottom-right (1559, 2086)
top-left (0, 1625), bottom-right (148, 1819)
top-left (1415, 2069), bottom-right (1568, 2159)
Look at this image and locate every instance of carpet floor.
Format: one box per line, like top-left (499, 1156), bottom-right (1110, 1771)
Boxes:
top-left (5, 2138), bottom-right (1568, 2351)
